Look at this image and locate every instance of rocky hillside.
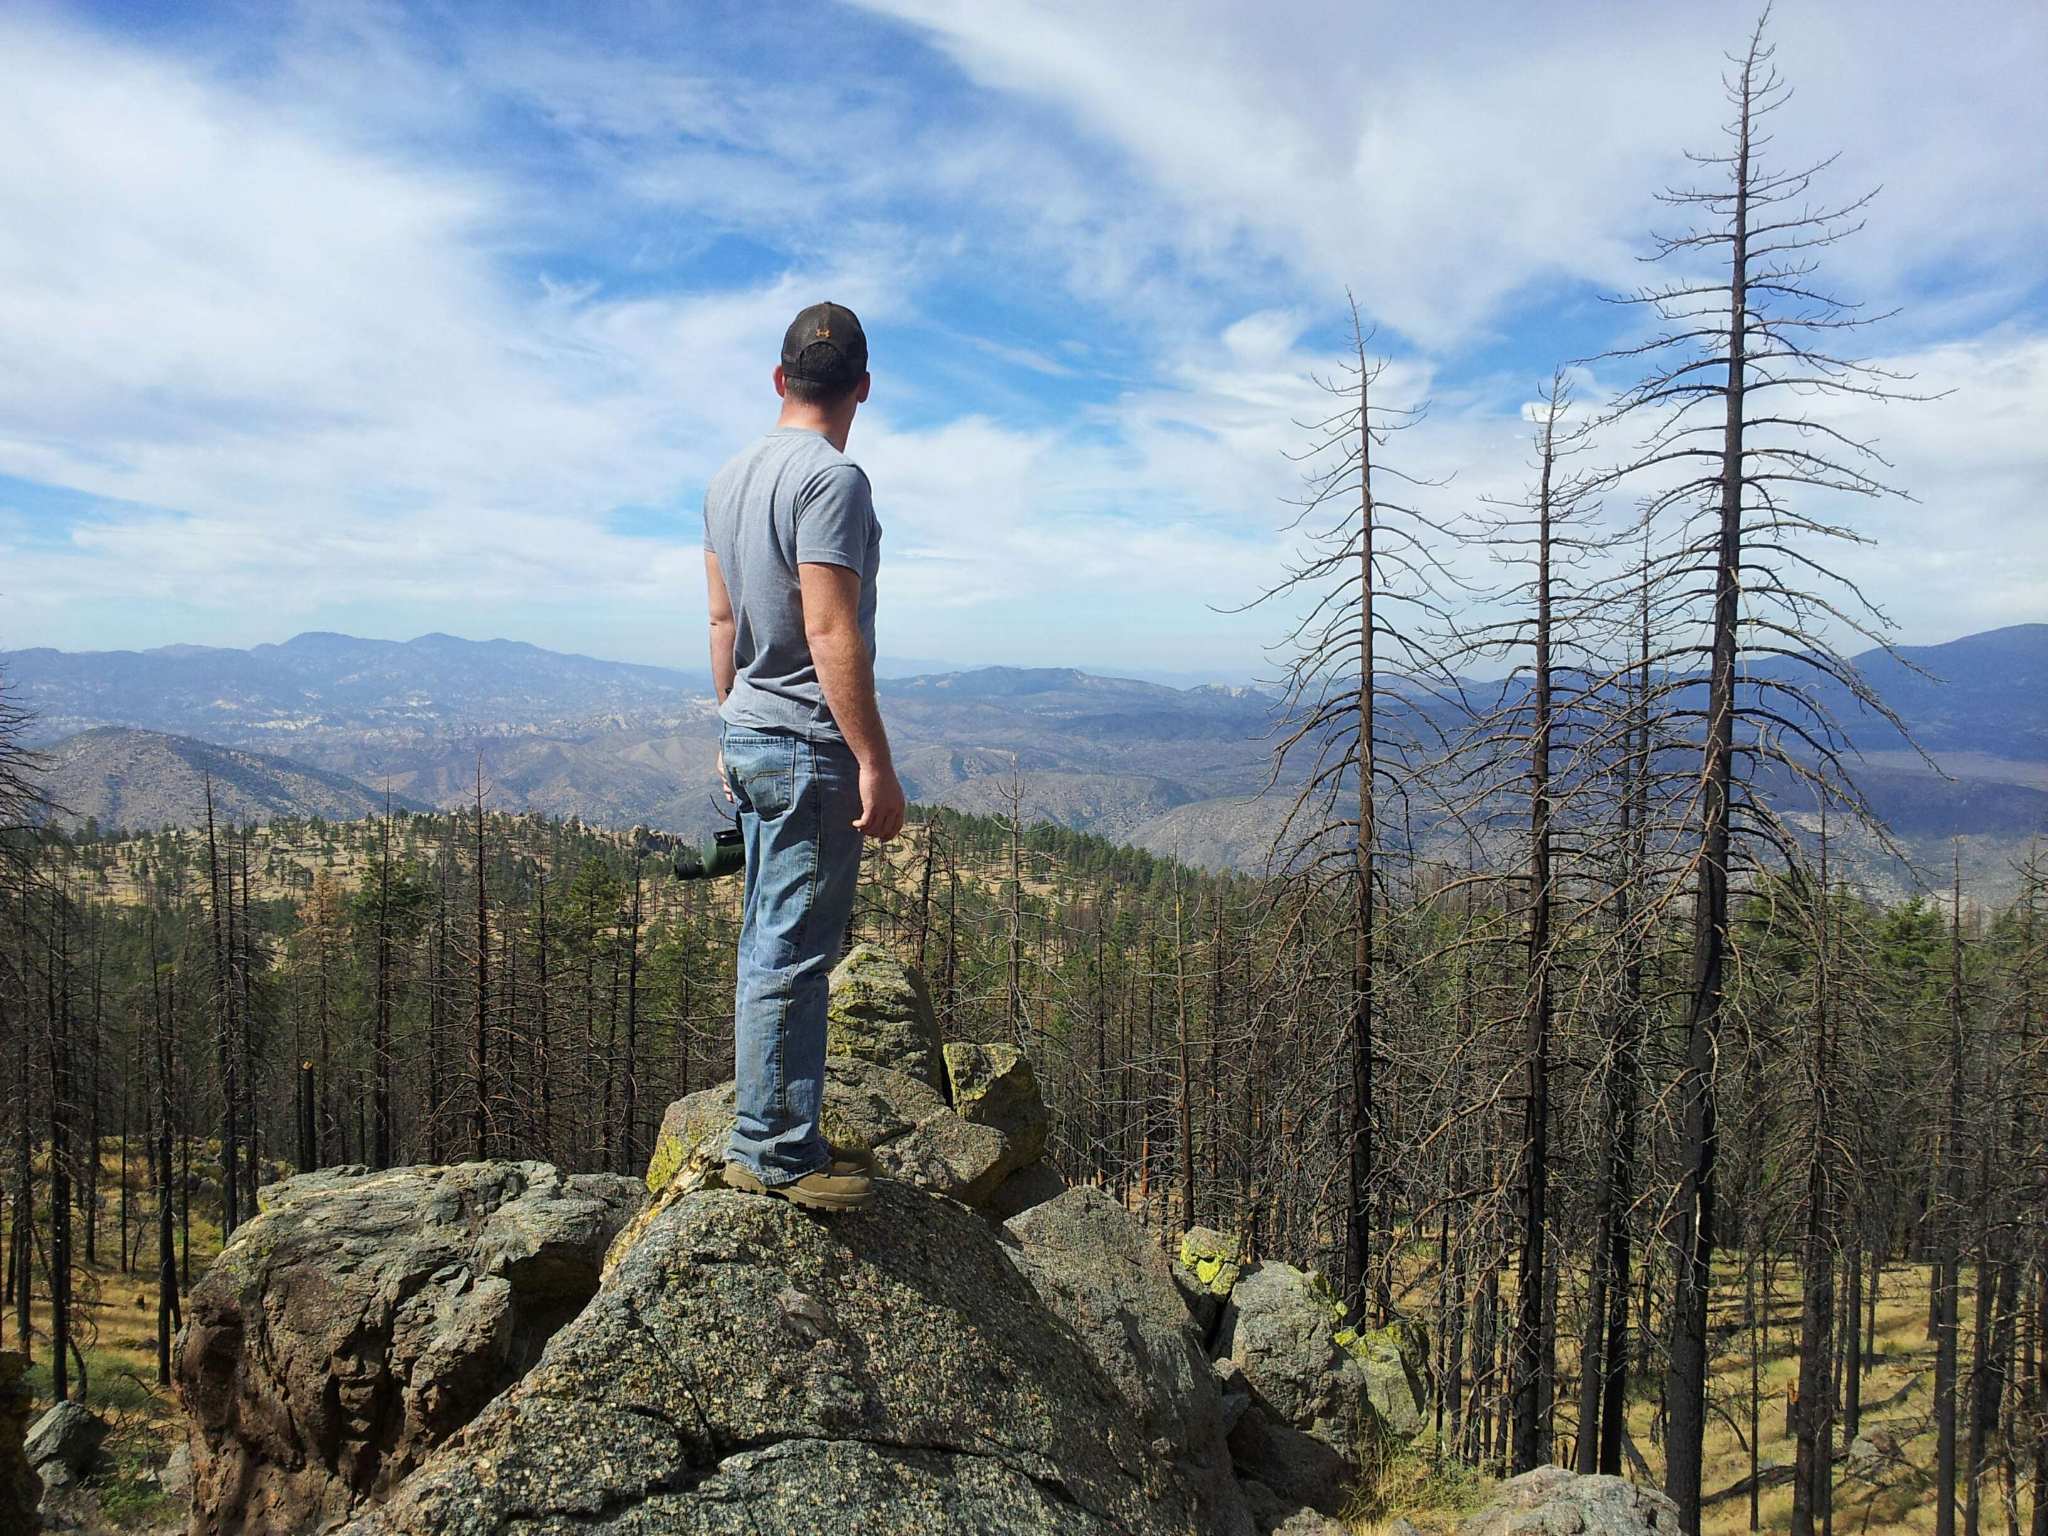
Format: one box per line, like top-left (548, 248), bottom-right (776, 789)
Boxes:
top-left (33, 727), bottom-right (419, 831)
top-left (163, 948), bottom-right (1680, 1536)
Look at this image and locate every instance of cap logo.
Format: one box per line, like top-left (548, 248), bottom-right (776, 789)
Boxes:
top-left (816, 323), bottom-right (832, 338)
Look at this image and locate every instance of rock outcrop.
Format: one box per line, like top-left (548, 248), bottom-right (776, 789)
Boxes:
top-left (1337, 1317), bottom-right (1430, 1440)
top-left (341, 1180), bottom-right (1219, 1536)
top-left (24, 1401), bottom-right (106, 1491)
top-left (644, 1055), bottom-right (949, 1196)
top-left (644, 1054), bottom-right (1040, 1211)
top-left (1187, 1252), bottom-right (1429, 1523)
top-left (874, 1108), bottom-right (1013, 1204)
top-left (944, 1042), bottom-right (1049, 1164)
top-left (1458, 1466), bottom-right (1682, 1536)
top-left (826, 942), bottom-right (944, 1090)
top-left (1004, 1187), bottom-right (1253, 1536)
top-left (646, 949), bottom-right (1057, 1215)
top-left (176, 1160), bottom-right (641, 1535)
top-left (1216, 1260), bottom-right (1382, 1514)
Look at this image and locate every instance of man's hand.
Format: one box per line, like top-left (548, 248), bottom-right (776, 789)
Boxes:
top-left (854, 762), bottom-right (907, 841)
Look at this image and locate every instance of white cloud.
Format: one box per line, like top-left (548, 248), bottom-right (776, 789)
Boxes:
top-left (0, 13), bottom-right (900, 627)
top-left (1812, 332), bottom-right (2048, 641)
top-left (855, 0), bottom-right (2048, 347)
top-left (0, 3), bottom-right (2038, 676)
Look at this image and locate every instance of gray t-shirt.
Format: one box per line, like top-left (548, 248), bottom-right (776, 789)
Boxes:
top-left (702, 427), bottom-right (881, 740)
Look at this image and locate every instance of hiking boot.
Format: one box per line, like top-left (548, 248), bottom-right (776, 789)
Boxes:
top-left (829, 1142), bottom-right (876, 1175)
top-left (724, 1160), bottom-right (876, 1211)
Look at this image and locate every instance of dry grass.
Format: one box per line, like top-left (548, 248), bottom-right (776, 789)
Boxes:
top-left (14, 1143), bottom-right (227, 1530)
top-left (1342, 1249), bottom-right (2032, 1534)
top-left (1626, 1256), bottom-right (2035, 1536)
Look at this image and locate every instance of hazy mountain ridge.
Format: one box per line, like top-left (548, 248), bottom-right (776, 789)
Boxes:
top-left (34, 727), bottom-right (425, 831)
top-left (1787, 625), bottom-right (2048, 759)
top-left (10, 626), bottom-right (2044, 890)
top-left (6, 629), bottom-right (710, 745)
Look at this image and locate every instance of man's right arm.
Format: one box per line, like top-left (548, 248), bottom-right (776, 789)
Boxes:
top-left (800, 561), bottom-right (905, 841)
top-left (705, 551), bottom-right (738, 803)
top-left (705, 551), bottom-right (737, 705)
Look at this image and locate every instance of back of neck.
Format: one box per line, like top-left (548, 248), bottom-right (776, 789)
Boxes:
top-left (776, 402), bottom-right (854, 453)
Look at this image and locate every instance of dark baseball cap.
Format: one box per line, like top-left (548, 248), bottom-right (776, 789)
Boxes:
top-left (781, 301), bottom-right (868, 391)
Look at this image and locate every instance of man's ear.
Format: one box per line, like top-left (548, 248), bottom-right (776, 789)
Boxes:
top-left (773, 364), bottom-right (789, 399)
top-left (854, 372), bottom-right (872, 404)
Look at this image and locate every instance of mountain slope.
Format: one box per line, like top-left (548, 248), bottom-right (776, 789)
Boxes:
top-left (1752, 623), bottom-right (2048, 758)
top-left (34, 728), bottom-right (421, 831)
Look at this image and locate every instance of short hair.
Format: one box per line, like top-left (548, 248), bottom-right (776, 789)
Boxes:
top-left (781, 367), bottom-right (863, 407)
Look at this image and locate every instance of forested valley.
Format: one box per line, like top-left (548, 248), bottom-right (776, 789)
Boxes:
top-left (0, 779), bottom-right (2043, 1532)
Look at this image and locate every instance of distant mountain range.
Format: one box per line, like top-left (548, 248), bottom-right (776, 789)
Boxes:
top-left (7, 625), bottom-right (2044, 897)
top-left (6, 630), bottom-right (708, 744)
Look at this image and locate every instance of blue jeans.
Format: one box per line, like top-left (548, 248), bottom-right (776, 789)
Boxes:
top-left (720, 723), bottom-right (865, 1185)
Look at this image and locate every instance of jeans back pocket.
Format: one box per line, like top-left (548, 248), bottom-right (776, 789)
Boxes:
top-left (723, 728), bottom-right (794, 819)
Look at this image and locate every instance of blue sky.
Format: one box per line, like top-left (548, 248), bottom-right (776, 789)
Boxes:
top-left (0, 0), bottom-right (2042, 681)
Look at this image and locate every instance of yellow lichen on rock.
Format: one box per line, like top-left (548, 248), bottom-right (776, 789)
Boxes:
top-left (1178, 1227), bottom-right (1242, 1297)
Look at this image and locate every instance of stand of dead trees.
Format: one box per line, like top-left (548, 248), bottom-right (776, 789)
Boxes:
top-left (0, 716), bottom-right (2044, 1536)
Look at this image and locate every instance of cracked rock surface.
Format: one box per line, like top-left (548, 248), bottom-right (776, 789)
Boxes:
top-left (1004, 1187), bottom-right (1254, 1536)
top-left (176, 1160), bottom-right (642, 1536)
top-left (1458, 1466), bottom-right (1682, 1536)
top-left (341, 1179), bottom-right (1215, 1536)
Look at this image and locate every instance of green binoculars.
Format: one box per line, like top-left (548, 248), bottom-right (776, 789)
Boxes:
top-left (634, 825), bottom-right (745, 881)
top-left (675, 827), bottom-right (745, 881)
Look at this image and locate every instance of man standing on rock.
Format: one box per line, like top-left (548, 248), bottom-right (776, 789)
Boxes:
top-left (700, 301), bottom-right (905, 1212)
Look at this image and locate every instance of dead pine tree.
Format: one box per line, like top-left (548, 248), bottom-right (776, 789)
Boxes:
top-left (1445, 369), bottom-right (1606, 1471)
top-left (1790, 803), bottom-right (1839, 1536)
top-left (534, 860), bottom-right (555, 1163)
top-left (46, 887), bottom-right (74, 1401)
top-left (470, 755), bottom-right (493, 1161)
top-left (1239, 295), bottom-right (1460, 1321)
top-left (1586, 12), bottom-right (1930, 1525)
top-left (372, 797), bottom-right (397, 1168)
top-left (913, 812), bottom-right (942, 979)
top-left (232, 827), bottom-right (261, 1215)
top-left (202, 776), bottom-right (240, 1236)
top-left (148, 906), bottom-right (179, 1385)
top-left (1577, 539), bottom-right (1663, 1478)
top-left (1172, 882), bottom-right (1195, 1234)
top-left (1966, 845), bottom-right (2035, 1536)
top-left (428, 819), bottom-right (454, 1164)
top-left (0, 665), bottom-right (47, 1363)
top-left (1004, 758), bottom-right (1028, 1048)
top-left (1934, 845), bottom-right (1967, 1536)
top-left (2011, 848), bottom-right (2047, 1536)
top-left (622, 862), bottom-right (644, 1174)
